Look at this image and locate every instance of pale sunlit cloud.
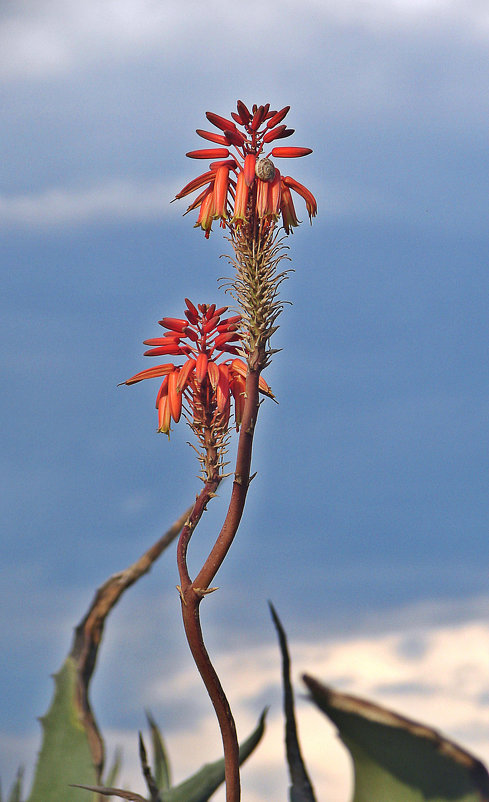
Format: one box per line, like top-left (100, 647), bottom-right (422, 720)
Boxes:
top-left (0, 179), bottom-right (177, 227)
top-left (1, 0), bottom-right (487, 81)
top-left (101, 614), bottom-right (489, 802)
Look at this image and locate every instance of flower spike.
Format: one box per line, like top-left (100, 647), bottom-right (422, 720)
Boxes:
top-left (123, 301), bottom-right (273, 440)
top-left (174, 100), bottom-right (317, 236)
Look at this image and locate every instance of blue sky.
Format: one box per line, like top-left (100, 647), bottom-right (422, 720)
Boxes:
top-left (1, 1), bottom-right (488, 799)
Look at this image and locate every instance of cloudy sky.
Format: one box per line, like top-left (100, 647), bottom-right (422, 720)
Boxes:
top-left (1, 0), bottom-right (488, 799)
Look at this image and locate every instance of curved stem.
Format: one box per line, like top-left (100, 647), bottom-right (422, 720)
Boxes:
top-left (180, 592), bottom-right (240, 802)
top-left (177, 364), bottom-right (262, 802)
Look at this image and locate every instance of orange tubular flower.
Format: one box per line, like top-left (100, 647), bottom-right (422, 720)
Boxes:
top-left (282, 176), bottom-right (317, 224)
top-left (231, 171), bottom-right (249, 226)
top-left (280, 184), bottom-right (300, 234)
top-left (174, 100), bottom-right (317, 236)
top-left (123, 300), bottom-right (274, 436)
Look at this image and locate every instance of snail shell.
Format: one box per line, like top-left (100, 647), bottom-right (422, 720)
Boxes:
top-left (255, 157), bottom-right (275, 182)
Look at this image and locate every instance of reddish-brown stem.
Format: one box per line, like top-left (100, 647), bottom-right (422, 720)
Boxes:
top-left (177, 362), bottom-right (262, 802)
top-left (194, 367), bottom-right (260, 590)
top-left (176, 477), bottom-right (220, 588)
top-left (180, 591), bottom-right (240, 802)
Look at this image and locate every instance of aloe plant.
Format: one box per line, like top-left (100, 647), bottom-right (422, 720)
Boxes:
top-left (304, 674), bottom-right (489, 802)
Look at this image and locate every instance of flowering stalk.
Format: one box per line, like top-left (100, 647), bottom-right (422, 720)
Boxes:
top-left (128, 101), bottom-right (316, 802)
top-left (175, 100), bottom-right (317, 240)
top-left (123, 299), bottom-right (274, 802)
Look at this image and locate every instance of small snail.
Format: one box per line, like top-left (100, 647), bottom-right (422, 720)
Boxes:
top-left (255, 157), bottom-right (275, 182)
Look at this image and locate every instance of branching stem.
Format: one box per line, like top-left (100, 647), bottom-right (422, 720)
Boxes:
top-left (176, 363), bottom-right (262, 802)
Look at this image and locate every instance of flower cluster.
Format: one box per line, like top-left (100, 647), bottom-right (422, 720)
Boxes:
top-left (124, 299), bottom-right (273, 437)
top-left (174, 101), bottom-right (317, 237)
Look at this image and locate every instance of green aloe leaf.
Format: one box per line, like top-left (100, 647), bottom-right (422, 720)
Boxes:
top-left (269, 603), bottom-right (317, 802)
top-left (24, 507), bottom-right (191, 802)
top-left (160, 708), bottom-right (267, 802)
top-left (27, 658), bottom-right (97, 802)
top-left (146, 711), bottom-right (172, 791)
top-left (7, 769), bottom-right (24, 802)
top-left (303, 674), bottom-right (489, 802)
top-left (76, 709), bottom-right (267, 802)
top-left (71, 786), bottom-right (146, 801)
top-left (104, 748), bottom-right (123, 787)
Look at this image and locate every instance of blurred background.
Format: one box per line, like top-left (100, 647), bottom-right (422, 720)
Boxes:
top-left (1, 1), bottom-right (488, 799)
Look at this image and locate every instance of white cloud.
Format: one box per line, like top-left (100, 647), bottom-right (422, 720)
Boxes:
top-left (0, 176), bottom-right (401, 229)
top-left (0, 178), bottom-right (178, 227)
top-left (3, 599), bottom-right (489, 800)
top-left (1, 0), bottom-right (487, 81)
top-left (100, 614), bottom-right (489, 802)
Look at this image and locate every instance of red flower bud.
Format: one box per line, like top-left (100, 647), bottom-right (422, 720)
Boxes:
top-left (207, 360), bottom-right (219, 390)
top-left (144, 344), bottom-right (184, 356)
top-left (236, 100), bottom-right (251, 124)
top-left (206, 111), bottom-right (238, 132)
top-left (176, 358), bottom-right (196, 393)
top-left (243, 154), bottom-right (256, 187)
top-left (263, 125), bottom-right (288, 143)
top-left (184, 298), bottom-right (199, 324)
top-left (196, 129), bottom-right (229, 145)
top-left (266, 106), bottom-right (290, 128)
top-left (251, 104), bottom-right (267, 131)
top-left (224, 128), bottom-right (246, 147)
top-left (168, 369), bottom-right (182, 423)
top-left (271, 147), bottom-right (312, 158)
top-left (209, 158), bottom-right (238, 170)
top-left (186, 148), bottom-right (230, 159)
top-left (160, 318), bottom-right (188, 332)
top-left (196, 353), bottom-right (208, 383)
top-left (203, 314), bottom-right (220, 333)
top-left (216, 364), bottom-right (230, 412)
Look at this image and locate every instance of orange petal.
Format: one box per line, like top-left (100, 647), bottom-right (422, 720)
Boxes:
top-left (243, 154), bottom-right (256, 187)
top-left (213, 166), bottom-right (230, 219)
top-left (268, 168), bottom-right (282, 219)
top-left (280, 184), bottom-right (300, 233)
top-left (144, 344), bottom-right (183, 356)
top-left (207, 360), bottom-right (219, 390)
top-left (283, 175), bottom-right (317, 221)
top-left (176, 358), bottom-right (196, 393)
top-left (256, 178), bottom-right (270, 219)
top-left (124, 364), bottom-right (174, 385)
top-left (231, 171), bottom-right (249, 225)
top-left (157, 395), bottom-right (171, 435)
top-left (155, 375), bottom-right (169, 407)
top-left (196, 353), bottom-right (208, 383)
top-left (231, 374), bottom-right (246, 430)
top-left (230, 359), bottom-right (274, 398)
top-left (230, 358), bottom-right (247, 379)
top-left (168, 370), bottom-right (182, 422)
top-left (174, 171), bottom-right (215, 200)
top-left (217, 364), bottom-right (230, 412)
